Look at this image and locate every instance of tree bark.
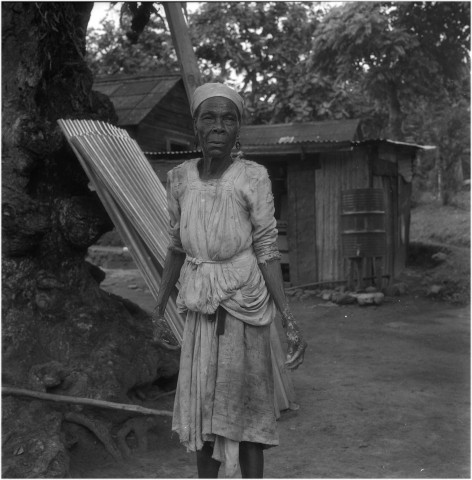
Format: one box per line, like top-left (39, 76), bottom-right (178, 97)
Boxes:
top-left (1, 4), bottom-right (180, 477)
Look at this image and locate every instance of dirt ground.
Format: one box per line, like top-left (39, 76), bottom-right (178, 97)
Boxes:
top-left (69, 261), bottom-right (470, 478)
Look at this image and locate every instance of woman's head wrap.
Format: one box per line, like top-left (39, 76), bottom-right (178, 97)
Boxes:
top-left (191, 83), bottom-right (244, 119)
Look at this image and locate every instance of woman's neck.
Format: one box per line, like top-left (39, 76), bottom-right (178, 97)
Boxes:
top-left (199, 155), bottom-right (233, 180)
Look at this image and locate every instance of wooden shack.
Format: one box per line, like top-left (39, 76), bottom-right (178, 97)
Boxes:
top-left (93, 73), bottom-right (426, 287)
top-left (238, 121), bottom-right (423, 286)
top-left (147, 120), bottom-right (426, 287)
top-left (93, 72), bottom-right (194, 152)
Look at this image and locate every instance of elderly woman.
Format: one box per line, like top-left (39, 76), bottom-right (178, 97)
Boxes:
top-left (154, 83), bottom-right (306, 478)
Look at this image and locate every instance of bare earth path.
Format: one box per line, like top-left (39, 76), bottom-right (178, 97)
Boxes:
top-left (70, 269), bottom-right (470, 478)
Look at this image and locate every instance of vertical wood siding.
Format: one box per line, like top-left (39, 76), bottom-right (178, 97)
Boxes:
top-left (315, 150), bottom-right (370, 282)
top-left (136, 84), bottom-right (194, 152)
top-left (287, 161), bottom-right (317, 284)
top-left (373, 175), bottom-right (392, 280)
top-left (397, 177), bottom-right (412, 273)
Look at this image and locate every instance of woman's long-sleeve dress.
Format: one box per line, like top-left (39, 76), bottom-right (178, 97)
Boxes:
top-left (166, 157), bottom-right (281, 477)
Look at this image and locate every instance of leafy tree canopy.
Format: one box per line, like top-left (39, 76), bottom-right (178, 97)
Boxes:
top-left (310, 1), bottom-right (470, 138)
top-left (86, 3), bottom-right (178, 75)
top-left (189, 1), bottom-right (377, 125)
top-left (87, 2), bottom-right (373, 125)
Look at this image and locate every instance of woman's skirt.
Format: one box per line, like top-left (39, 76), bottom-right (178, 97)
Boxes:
top-left (172, 309), bottom-right (279, 475)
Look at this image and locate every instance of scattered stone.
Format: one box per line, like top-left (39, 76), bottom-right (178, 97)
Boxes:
top-left (432, 252), bottom-right (447, 263)
top-left (128, 284), bottom-right (138, 290)
top-left (321, 290), bottom-right (332, 301)
top-left (365, 286), bottom-right (378, 293)
top-left (428, 284), bottom-right (443, 295)
top-left (356, 292), bottom-right (384, 306)
top-left (332, 293), bottom-right (357, 305)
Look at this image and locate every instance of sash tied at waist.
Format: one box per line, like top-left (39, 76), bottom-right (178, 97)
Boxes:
top-left (177, 247), bottom-right (275, 325)
top-left (185, 247), bottom-right (253, 267)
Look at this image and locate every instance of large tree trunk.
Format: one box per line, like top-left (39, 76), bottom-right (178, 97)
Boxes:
top-left (2, 4), bottom-right (179, 477)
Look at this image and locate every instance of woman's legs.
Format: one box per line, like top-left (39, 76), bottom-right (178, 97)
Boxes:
top-left (239, 441), bottom-right (264, 478)
top-left (196, 442), bottom-right (221, 478)
top-left (197, 441), bottom-right (264, 478)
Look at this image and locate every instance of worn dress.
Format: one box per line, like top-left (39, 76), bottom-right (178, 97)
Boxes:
top-left (166, 157), bottom-right (281, 476)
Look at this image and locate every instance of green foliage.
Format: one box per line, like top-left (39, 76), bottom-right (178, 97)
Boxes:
top-left (310, 2), bottom-right (471, 140)
top-left (189, 1), bottom-right (368, 125)
top-left (409, 91), bottom-right (470, 203)
top-left (86, 3), bottom-right (178, 75)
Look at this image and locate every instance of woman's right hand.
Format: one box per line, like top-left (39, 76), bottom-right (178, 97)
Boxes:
top-left (151, 306), bottom-right (180, 351)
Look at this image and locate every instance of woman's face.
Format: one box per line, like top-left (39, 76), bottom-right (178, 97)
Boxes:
top-left (194, 97), bottom-right (240, 160)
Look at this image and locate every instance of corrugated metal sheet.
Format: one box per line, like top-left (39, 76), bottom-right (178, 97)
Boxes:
top-left (93, 73), bottom-right (181, 127)
top-left (143, 138), bottom-right (426, 161)
top-left (354, 138), bottom-right (435, 150)
top-left (239, 119), bottom-right (361, 145)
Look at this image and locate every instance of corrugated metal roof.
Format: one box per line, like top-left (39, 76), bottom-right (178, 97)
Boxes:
top-left (93, 73), bottom-right (182, 126)
top-left (239, 119), bottom-right (361, 145)
top-left (355, 139), bottom-right (436, 150)
top-left (144, 138), bottom-right (429, 160)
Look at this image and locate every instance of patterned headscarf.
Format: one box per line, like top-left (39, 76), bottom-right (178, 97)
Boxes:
top-left (191, 83), bottom-right (244, 119)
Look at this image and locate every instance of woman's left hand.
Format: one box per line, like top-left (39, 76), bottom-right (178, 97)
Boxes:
top-left (283, 311), bottom-right (307, 370)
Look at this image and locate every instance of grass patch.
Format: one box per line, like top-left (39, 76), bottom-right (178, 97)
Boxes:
top-left (410, 201), bottom-right (470, 247)
top-left (408, 196), bottom-right (470, 304)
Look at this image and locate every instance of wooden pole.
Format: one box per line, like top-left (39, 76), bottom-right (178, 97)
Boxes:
top-left (163, 2), bottom-right (202, 100)
top-left (3, 386), bottom-right (173, 417)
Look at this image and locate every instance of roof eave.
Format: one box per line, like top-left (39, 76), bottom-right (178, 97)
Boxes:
top-left (243, 141), bottom-right (354, 157)
top-left (356, 139), bottom-right (436, 151)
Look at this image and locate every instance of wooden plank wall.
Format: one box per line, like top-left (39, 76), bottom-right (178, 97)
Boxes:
top-left (376, 143), bottom-right (413, 279)
top-left (287, 161), bottom-right (318, 285)
top-left (315, 149), bottom-right (370, 282)
top-left (397, 176), bottom-right (412, 273)
top-left (137, 84), bottom-right (194, 152)
top-left (372, 175), bottom-right (393, 281)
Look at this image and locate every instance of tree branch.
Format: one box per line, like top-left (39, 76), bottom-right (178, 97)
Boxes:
top-left (2, 386), bottom-right (173, 417)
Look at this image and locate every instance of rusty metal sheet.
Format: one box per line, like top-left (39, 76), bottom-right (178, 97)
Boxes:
top-left (239, 119), bottom-right (361, 146)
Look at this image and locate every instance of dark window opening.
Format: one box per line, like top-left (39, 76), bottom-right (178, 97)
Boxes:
top-left (167, 138), bottom-right (190, 152)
